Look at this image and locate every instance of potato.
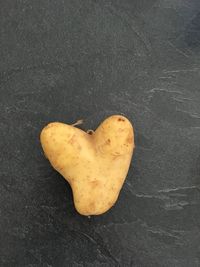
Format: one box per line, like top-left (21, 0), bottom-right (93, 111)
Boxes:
top-left (40, 115), bottom-right (135, 215)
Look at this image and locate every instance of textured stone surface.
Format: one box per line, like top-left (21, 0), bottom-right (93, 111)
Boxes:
top-left (0, 0), bottom-right (200, 266)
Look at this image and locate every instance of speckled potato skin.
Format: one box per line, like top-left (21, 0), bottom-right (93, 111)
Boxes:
top-left (40, 115), bottom-right (135, 216)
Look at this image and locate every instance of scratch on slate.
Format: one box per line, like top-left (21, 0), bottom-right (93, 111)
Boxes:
top-left (73, 230), bottom-right (120, 265)
top-left (163, 68), bottom-right (200, 74)
top-left (168, 41), bottom-right (189, 58)
top-left (158, 185), bottom-right (200, 193)
top-left (149, 88), bottom-right (183, 94)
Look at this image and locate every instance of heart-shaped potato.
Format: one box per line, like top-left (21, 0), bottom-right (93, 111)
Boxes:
top-left (40, 115), bottom-right (135, 215)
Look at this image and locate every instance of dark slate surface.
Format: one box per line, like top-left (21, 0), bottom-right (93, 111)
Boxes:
top-left (1, 1), bottom-right (200, 266)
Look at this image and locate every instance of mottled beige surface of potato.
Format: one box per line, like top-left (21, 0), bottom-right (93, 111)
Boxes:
top-left (40, 115), bottom-right (135, 215)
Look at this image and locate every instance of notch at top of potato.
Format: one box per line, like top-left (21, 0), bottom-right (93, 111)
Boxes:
top-left (40, 115), bottom-right (135, 216)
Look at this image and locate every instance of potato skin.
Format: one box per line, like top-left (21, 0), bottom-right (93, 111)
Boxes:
top-left (40, 115), bottom-right (135, 216)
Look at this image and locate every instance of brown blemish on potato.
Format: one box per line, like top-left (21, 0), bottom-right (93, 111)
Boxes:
top-left (90, 180), bottom-right (100, 188)
top-left (106, 138), bottom-right (111, 145)
top-left (108, 201), bottom-right (114, 206)
top-left (126, 136), bottom-right (133, 144)
top-left (118, 117), bottom-right (125, 122)
top-left (87, 129), bottom-right (94, 135)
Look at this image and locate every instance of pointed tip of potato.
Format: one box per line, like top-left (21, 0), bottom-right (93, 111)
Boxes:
top-left (40, 122), bottom-right (60, 141)
top-left (40, 122), bottom-right (65, 162)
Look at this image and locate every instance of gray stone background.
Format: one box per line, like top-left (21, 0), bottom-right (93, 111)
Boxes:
top-left (0, 0), bottom-right (200, 266)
